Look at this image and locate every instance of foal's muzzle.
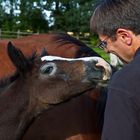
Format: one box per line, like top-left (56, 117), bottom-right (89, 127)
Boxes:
top-left (84, 57), bottom-right (112, 82)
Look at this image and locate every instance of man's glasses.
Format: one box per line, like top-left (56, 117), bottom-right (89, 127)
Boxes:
top-left (96, 40), bottom-right (107, 50)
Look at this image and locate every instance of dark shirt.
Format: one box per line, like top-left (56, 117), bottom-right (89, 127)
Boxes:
top-left (102, 48), bottom-right (140, 140)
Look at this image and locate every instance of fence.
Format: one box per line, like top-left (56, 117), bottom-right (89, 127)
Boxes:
top-left (0, 29), bottom-right (36, 39)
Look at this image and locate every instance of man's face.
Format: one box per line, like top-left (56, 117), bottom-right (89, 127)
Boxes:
top-left (98, 31), bottom-right (135, 64)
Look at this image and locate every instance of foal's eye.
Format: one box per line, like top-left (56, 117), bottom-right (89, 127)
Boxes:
top-left (40, 64), bottom-right (55, 75)
top-left (43, 66), bottom-right (53, 74)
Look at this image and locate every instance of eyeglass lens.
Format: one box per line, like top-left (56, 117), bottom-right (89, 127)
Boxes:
top-left (98, 41), bottom-right (107, 49)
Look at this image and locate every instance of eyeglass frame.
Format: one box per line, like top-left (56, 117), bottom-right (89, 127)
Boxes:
top-left (96, 39), bottom-right (108, 50)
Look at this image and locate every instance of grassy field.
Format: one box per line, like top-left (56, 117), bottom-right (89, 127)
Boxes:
top-left (79, 36), bottom-right (110, 62)
top-left (78, 36), bottom-right (110, 62)
top-left (92, 47), bottom-right (110, 62)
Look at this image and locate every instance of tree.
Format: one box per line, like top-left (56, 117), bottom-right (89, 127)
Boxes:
top-left (28, 8), bottom-right (49, 32)
top-left (0, 0), bottom-right (97, 34)
top-left (44, 0), bottom-right (96, 34)
top-left (0, 0), bottom-right (18, 30)
top-left (18, 0), bottom-right (49, 32)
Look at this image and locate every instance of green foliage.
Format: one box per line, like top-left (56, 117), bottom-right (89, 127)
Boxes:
top-left (48, 0), bottom-right (95, 33)
top-left (0, 0), bottom-right (97, 33)
top-left (89, 35), bottom-right (109, 62)
top-left (0, 0), bottom-right (110, 62)
top-left (93, 47), bottom-right (110, 62)
top-left (90, 34), bottom-right (99, 47)
top-left (18, 1), bottom-right (49, 32)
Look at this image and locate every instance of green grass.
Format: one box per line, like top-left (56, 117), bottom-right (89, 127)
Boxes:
top-left (92, 47), bottom-right (110, 62)
top-left (89, 37), bottom-right (110, 62)
top-left (79, 37), bottom-right (110, 62)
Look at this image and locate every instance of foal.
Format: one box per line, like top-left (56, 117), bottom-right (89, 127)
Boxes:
top-left (0, 33), bottom-right (100, 78)
top-left (0, 42), bottom-right (111, 140)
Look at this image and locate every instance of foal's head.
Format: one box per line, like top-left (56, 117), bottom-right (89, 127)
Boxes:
top-left (7, 42), bottom-right (111, 114)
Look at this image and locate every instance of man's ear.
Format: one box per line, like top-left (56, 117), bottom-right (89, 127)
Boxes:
top-left (116, 28), bottom-right (133, 46)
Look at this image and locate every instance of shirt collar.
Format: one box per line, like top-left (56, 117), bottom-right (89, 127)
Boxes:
top-left (134, 47), bottom-right (140, 58)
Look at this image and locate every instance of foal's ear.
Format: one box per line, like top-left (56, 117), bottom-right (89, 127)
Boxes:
top-left (40, 48), bottom-right (49, 57)
top-left (7, 42), bottom-right (30, 74)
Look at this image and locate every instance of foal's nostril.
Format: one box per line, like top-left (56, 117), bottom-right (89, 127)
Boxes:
top-left (85, 61), bottom-right (104, 81)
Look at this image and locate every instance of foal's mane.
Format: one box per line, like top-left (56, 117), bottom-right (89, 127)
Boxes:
top-left (52, 33), bottom-right (100, 57)
top-left (0, 73), bottom-right (19, 92)
top-left (54, 33), bottom-right (89, 47)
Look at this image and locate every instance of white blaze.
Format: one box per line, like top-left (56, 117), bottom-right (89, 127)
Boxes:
top-left (41, 56), bottom-right (112, 80)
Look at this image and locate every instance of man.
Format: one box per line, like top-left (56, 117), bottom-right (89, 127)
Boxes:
top-left (90, 0), bottom-right (140, 140)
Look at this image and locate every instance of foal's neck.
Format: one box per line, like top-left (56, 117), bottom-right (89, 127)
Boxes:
top-left (0, 79), bottom-right (34, 140)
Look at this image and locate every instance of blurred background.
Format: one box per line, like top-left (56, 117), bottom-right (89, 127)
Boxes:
top-left (0, 0), bottom-right (109, 60)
